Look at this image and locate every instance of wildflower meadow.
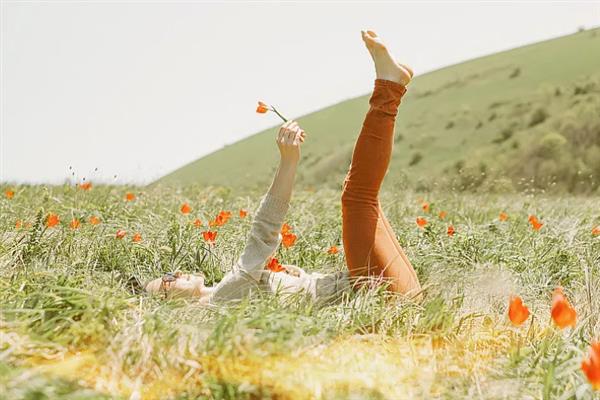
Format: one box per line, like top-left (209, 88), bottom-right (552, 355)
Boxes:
top-left (1, 184), bottom-right (599, 399)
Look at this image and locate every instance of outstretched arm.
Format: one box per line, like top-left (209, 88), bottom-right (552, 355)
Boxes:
top-left (209, 120), bottom-right (306, 304)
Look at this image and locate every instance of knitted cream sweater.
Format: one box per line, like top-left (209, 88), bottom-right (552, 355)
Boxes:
top-left (208, 193), bottom-right (350, 305)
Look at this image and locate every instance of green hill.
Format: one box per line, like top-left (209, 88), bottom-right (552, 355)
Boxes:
top-left (158, 28), bottom-right (600, 193)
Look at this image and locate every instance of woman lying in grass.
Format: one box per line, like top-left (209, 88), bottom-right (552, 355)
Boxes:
top-left (145, 30), bottom-right (422, 305)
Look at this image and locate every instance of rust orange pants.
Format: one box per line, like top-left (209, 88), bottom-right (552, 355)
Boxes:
top-left (341, 79), bottom-right (421, 296)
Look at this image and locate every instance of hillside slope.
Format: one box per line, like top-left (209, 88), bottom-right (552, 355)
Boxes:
top-left (158, 29), bottom-right (600, 192)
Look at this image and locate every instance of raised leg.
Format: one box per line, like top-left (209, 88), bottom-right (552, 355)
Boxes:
top-left (341, 31), bottom-right (421, 296)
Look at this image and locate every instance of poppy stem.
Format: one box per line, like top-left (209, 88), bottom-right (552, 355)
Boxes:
top-left (270, 106), bottom-right (288, 122)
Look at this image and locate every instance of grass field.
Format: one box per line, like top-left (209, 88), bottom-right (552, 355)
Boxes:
top-left (158, 28), bottom-right (600, 194)
top-left (1, 184), bottom-right (599, 399)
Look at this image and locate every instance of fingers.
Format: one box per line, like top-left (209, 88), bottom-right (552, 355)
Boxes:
top-left (277, 120), bottom-right (307, 145)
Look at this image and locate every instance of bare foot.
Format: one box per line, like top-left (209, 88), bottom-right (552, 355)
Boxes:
top-left (361, 30), bottom-right (413, 86)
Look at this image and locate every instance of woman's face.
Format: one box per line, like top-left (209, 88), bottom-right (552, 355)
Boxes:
top-left (145, 273), bottom-right (206, 299)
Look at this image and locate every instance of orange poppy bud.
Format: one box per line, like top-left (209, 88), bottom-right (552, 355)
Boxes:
top-left (508, 296), bottom-right (530, 326)
top-left (528, 215), bottom-right (543, 231)
top-left (132, 233), bottom-right (142, 242)
top-left (416, 217), bottom-right (427, 228)
top-left (79, 182), bottom-right (92, 190)
top-left (5, 189), bottom-right (15, 199)
top-left (551, 287), bottom-right (577, 329)
top-left (70, 219), bottom-right (80, 229)
top-left (125, 192), bottom-right (136, 202)
top-left (180, 203), bottom-right (192, 214)
top-left (202, 230), bottom-right (217, 244)
top-left (499, 212), bottom-right (508, 222)
top-left (281, 223), bottom-right (292, 234)
top-left (422, 202), bottom-right (430, 213)
top-left (193, 218), bottom-right (202, 228)
top-left (438, 211), bottom-right (447, 219)
top-left (256, 101), bottom-right (269, 114)
top-left (116, 229), bottom-right (127, 239)
top-left (266, 257), bottom-right (285, 272)
top-left (46, 213), bottom-right (60, 228)
top-left (447, 225), bottom-right (455, 236)
top-left (581, 341), bottom-right (600, 390)
top-left (239, 209), bottom-right (248, 218)
top-left (89, 216), bottom-right (101, 225)
top-left (327, 246), bottom-right (339, 255)
top-left (282, 232), bottom-right (297, 248)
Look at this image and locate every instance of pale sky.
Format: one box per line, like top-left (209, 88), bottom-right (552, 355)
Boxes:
top-left (2, 1), bottom-right (599, 185)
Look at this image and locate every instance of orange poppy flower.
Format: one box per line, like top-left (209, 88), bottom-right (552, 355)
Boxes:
top-left (281, 223), bottom-right (292, 234)
top-left (15, 220), bottom-right (22, 229)
top-left (70, 219), bottom-right (81, 229)
top-left (202, 230), bottom-right (217, 244)
top-left (256, 101), bottom-right (269, 114)
top-left (180, 203), bottom-right (192, 214)
top-left (438, 211), bottom-right (447, 219)
top-left (592, 226), bottom-right (600, 236)
top-left (447, 225), bottom-right (455, 236)
top-left (46, 213), bottom-right (60, 228)
top-left (282, 232), bottom-right (297, 248)
top-left (5, 189), bottom-right (15, 199)
top-left (239, 209), bottom-right (248, 218)
top-left (528, 215), bottom-right (543, 231)
top-left (416, 217), bottom-right (427, 228)
top-left (125, 192), bottom-right (136, 202)
top-left (193, 218), bottom-right (202, 228)
top-left (422, 202), bottom-right (430, 213)
top-left (581, 341), bottom-right (600, 390)
top-left (89, 216), bottom-right (101, 225)
top-left (132, 233), bottom-right (142, 242)
top-left (266, 257), bottom-right (285, 272)
top-left (79, 182), bottom-right (92, 190)
top-left (508, 296), bottom-right (530, 326)
top-left (551, 287), bottom-right (577, 329)
top-left (499, 212), bottom-right (508, 222)
top-left (116, 229), bottom-right (127, 239)
top-left (327, 246), bottom-right (339, 255)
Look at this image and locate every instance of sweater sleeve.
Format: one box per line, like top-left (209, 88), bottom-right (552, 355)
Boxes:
top-left (208, 193), bottom-right (290, 304)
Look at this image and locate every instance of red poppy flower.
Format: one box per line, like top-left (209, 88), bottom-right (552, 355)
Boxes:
top-left (125, 192), bottom-right (136, 202)
top-left (46, 213), bottom-right (60, 228)
top-left (256, 101), bottom-right (269, 114)
top-left (5, 189), bottom-right (15, 199)
top-left (581, 341), bottom-right (600, 390)
top-left (193, 218), bottom-right (202, 228)
top-left (551, 287), bottom-right (577, 329)
top-left (438, 211), bottom-right (447, 219)
top-left (447, 225), bottom-right (455, 236)
top-left (266, 257), bottom-right (285, 272)
top-left (508, 296), bottom-right (530, 326)
top-left (202, 230), bottom-right (217, 244)
top-left (79, 182), bottom-right (92, 190)
top-left (70, 219), bottom-right (81, 229)
top-left (132, 233), bottom-right (142, 242)
top-left (327, 246), bottom-right (339, 255)
top-left (116, 229), bottom-right (127, 239)
top-left (180, 203), bottom-right (192, 214)
top-left (416, 217), bottom-right (427, 228)
top-left (282, 232), bottom-right (297, 248)
top-left (89, 216), bottom-right (101, 225)
top-left (499, 212), bottom-right (508, 222)
top-left (239, 209), bottom-right (248, 218)
top-left (528, 215), bottom-right (543, 231)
